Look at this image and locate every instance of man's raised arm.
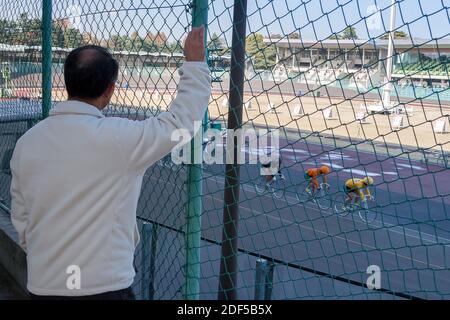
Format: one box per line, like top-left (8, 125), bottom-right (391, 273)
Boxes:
top-left (110, 26), bottom-right (211, 171)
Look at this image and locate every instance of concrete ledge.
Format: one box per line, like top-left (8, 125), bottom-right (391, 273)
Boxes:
top-left (0, 210), bottom-right (28, 297)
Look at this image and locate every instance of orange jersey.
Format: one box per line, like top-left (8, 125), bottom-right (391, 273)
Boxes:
top-left (306, 168), bottom-right (320, 177)
top-left (305, 167), bottom-right (329, 190)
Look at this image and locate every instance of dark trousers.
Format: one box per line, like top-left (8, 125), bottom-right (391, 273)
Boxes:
top-left (29, 286), bottom-right (136, 300)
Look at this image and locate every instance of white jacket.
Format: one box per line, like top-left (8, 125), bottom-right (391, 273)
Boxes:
top-left (10, 61), bottom-right (211, 296)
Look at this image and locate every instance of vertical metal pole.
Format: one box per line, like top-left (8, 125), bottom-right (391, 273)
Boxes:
top-left (254, 259), bottom-right (274, 300)
top-left (42, 0), bottom-right (52, 118)
top-left (218, 0), bottom-right (247, 300)
top-left (383, 0), bottom-right (397, 108)
top-left (184, 0), bottom-right (208, 300)
top-left (141, 222), bottom-right (158, 300)
top-left (149, 224), bottom-right (158, 300)
top-left (140, 222), bottom-right (151, 300)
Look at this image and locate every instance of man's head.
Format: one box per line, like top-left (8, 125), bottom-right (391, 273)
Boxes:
top-left (64, 45), bottom-right (119, 109)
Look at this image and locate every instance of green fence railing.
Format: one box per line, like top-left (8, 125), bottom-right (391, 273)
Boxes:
top-left (0, 0), bottom-right (449, 300)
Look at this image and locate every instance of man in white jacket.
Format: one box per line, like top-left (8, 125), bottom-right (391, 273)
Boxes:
top-left (10, 26), bottom-right (210, 299)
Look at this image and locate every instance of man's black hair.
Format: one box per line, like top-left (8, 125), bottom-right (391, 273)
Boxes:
top-left (64, 45), bottom-right (119, 99)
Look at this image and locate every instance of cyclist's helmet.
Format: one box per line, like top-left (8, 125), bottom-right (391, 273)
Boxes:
top-left (319, 165), bottom-right (330, 175)
top-left (362, 176), bottom-right (374, 186)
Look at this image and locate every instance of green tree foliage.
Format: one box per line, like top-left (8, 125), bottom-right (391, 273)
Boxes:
top-left (105, 31), bottom-right (184, 54)
top-left (341, 26), bottom-right (358, 40)
top-left (328, 34), bottom-right (340, 40)
top-left (327, 27), bottom-right (359, 40)
top-left (52, 24), bottom-right (65, 48)
top-left (64, 28), bottom-right (84, 48)
top-left (168, 40), bottom-right (183, 53)
top-left (245, 33), bottom-right (276, 70)
top-left (380, 31), bottom-right (409, 40)
top-left (208, 32), bottom-right (224, 50)
top-left (208, 32), bottom-right (229, 57)
top-left (108, 35), bottom-right (133, 51)
top-left (0, 14), bottom-right (193, 55)
top-left (0, 13), bottom-right (41, 46)
top-left (0, 14), bottom-right (86, 48)
top-left (0, 19), bottom-right (15, 44)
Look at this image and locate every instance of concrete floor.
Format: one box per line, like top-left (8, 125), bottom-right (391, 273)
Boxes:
top-left (0, 264), bottom-right (27, 300)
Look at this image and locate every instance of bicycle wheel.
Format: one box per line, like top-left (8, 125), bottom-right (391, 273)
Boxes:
top-left (296, 182), bottom-right (312, 204)
top-left (314, 184), bottom-right (332, 210)
top-left (272, 177), bottom-right (286, 199)
top-left (255, 177), bottom-right (268, 195)
top-left (333, 194), bottom-right (351, 217)
top-left (358, 198), bottom-right (378, 223)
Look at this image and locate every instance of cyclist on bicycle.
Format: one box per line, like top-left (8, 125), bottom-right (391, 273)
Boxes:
top-left (261, 154), bottom-right (283, 186)
top-left (343, 176), bottom-right (374, 207)
top-left (304, 165), bottom-right (330, 194)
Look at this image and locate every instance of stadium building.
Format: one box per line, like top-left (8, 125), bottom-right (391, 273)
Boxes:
top-left (264, 37), bottom-right (450, 90)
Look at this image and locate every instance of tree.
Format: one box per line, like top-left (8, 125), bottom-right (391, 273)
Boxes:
top-left (23, 17), bottom-right (42, 46)
top-left (340, 26), bottom-right (358, 40)
top-left (142, 31), bottom-right (168, 52)
top-left (52, 23), bottom-right (65, 48)
top-left (328, 34), bottom-right (340, 40)
top-left (130, 36), bottom-right (144, 52)
top-left (288, 32), bottom-right (300, 39)
top-left (82, 32), bottom-right (99, 45)
top-left (143, 31), bottom-right (167, 51)
top-left (208, 32), bottom-right (224, 50)
top-left (269, 33), bottom-right (282, 39)
top-left (142, 38), bottom-right (158, 52)
top-left (0, 19), bottom-right (15, 44)
top-left (13, 13), bottom-right (31, 44)
top-left (153, 32), bottom-right (167, 47)
top-left (64, 27), bottom-right (84, 48)
top-left (245, 33), bottom-right (276, 70)
top-left (108, 35), bottom-right (133, 51)
top-left (130, 31), bottom-right (139, 40)
top-left (380, 31), bottom-right (409, 40)
top-left (0, 13), bottom-right (42, 46)
top-left (168, 40), bottom-right (183, 53)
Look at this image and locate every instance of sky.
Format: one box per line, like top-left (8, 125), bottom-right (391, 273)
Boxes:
top-left (1, 0), bottom-right (449, 43)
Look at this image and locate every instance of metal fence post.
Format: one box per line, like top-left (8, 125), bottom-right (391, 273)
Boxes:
top-left (140, 222), bottom-right (151, 300)
top-left (218, 0), bottom-right (248, 300)
top-left (254, 259), bottom-right (274, 300)
top-left (149, 223), bottom-right (158, 300)
top-left (41, 0), bottom-right (52, 119)
top-left (184, 0), bottom-right (208, 300)
top-left (141, 222), bottom-right (158, 300)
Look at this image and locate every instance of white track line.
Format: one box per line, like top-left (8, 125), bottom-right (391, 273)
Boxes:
top-left (147, 173), bottom-right (447, 270)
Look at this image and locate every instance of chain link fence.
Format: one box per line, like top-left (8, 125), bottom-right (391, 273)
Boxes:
top-left (0, 0), bottom-right (449, 299)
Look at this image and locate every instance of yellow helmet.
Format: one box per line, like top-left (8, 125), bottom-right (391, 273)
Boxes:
top-left (362, 176), bottom-right (374, 185)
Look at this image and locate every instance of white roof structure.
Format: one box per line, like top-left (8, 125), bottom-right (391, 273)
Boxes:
top-left (263, 37), bottom-right (450, 50)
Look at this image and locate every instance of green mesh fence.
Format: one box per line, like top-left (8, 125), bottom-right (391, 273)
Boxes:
top-left (0, 0), bottom-right (449, 300)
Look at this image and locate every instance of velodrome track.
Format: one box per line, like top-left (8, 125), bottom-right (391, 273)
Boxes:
top-left (135, 136), bottom-right (450, 299)
top-left (0, 100), bottom-right (449, 299)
